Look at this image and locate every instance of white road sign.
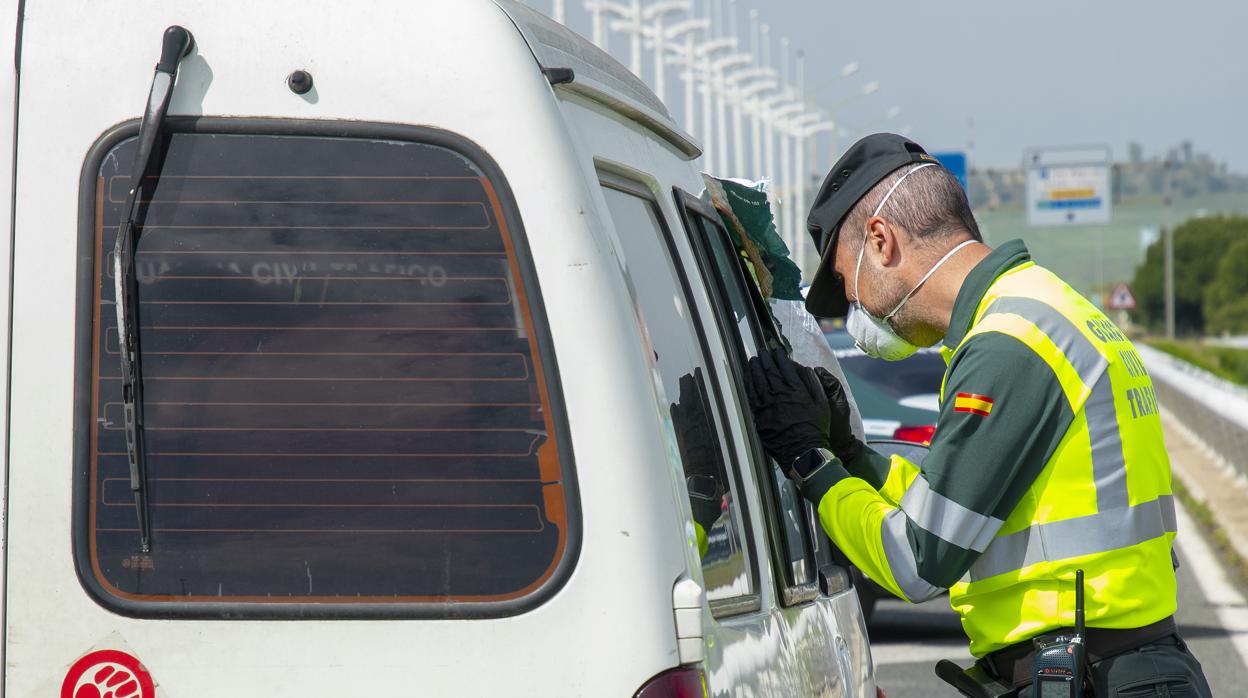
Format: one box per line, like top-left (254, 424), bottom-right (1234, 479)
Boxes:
top-left (1025, 146), bottom-right (1113, 227)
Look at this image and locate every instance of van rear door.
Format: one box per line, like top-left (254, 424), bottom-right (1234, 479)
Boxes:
top-left (6, 3), bottom-right (608, 695)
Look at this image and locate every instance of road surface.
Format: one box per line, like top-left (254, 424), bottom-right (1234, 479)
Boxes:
top-left (869, 502), bottom-right (1248, 697)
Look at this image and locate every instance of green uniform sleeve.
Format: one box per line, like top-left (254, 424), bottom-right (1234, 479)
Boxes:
top-left (840, 446), bottom-right (892, 490)
top-left (799, 332), bottom-right (1075, 601)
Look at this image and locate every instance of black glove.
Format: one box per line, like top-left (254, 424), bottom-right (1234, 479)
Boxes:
top-left (744, 347), bottom-right (830, 469)
top-left (813, 367), bottom-right (864, 464)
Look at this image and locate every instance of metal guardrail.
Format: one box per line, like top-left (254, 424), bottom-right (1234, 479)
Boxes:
top-left (1138, 344), bottom-right (1248, 476)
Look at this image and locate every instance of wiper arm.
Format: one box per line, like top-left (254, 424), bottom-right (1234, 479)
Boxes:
top-left (113, 25), bottom-right (194, 553)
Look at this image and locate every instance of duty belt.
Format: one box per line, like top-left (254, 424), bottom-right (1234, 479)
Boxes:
top-left (981, 615), bottom-right (1177, 688)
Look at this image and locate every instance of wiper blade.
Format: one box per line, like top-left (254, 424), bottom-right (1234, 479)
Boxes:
top-left (113, 25), bottom-right (194, 553)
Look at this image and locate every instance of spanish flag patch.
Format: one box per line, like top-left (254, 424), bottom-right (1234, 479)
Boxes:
top-left (954, 392), bottom-right (994, 416)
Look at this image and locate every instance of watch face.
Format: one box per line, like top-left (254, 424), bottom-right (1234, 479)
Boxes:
top-left (794, 448), bottom-right (828, 479)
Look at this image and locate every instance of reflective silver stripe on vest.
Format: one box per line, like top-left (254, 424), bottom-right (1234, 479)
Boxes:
top-left (881, 508), bottom-right (945, 602)
top-left (968, 495), bottom-right (1177, 582)
top-left (1085, 370), bottom-right (1130, 511)
top-left (901, 476), bottom-right (1004, 553)
top-left (981, 297), bottom-right (1129, 513)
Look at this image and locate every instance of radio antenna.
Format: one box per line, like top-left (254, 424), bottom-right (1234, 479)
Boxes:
top-left (1075, 569), bottom-right (1086, 639)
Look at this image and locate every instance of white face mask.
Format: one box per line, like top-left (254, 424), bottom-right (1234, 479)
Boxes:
top-left (846, 164), bottom-right (976, 361)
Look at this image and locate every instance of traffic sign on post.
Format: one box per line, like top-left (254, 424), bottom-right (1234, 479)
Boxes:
top-left (932, 151), bottom-right (967, 191)
top-left (1107, 282), bottom-right (1137, 311)
top-left (1024, 146), bottom-right (1113, 226)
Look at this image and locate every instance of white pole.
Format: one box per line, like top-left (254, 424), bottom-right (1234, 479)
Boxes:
top-left (778, 122), bottom-right (788, 248)
top-left (554, 0), bottom-right (565, 23)
top-left (701, 52), bottom-right (713, 167)
top-left (715, 71), bottom-right (729, 174)
top-left (591, 3), bottom-right (606, 48)
top-left (791, 126), bottom-right (802, 260)
top-left (796, 125), bottom-right (807, 276)
top-left (732, 93), bottom-right (745, 175)
top-left (760, 24), bottom-right (772, 183)
top-left (727, 0), bottom-right (744, 175)
top-left (778, 37), bottom-right (791, 249)
top-left (749, 10), bottom-right (761, 178)
top-left (684, 34), bottom-right (697, 139)
top-left (630, 0), bottom-right (643, 76)
top-left (705, 0), bottom-right (719, 169)
top-left (653, 14), bottom-right (667, 104)
top-left (758, 116), bottom-right (768, 188)
top-left (793, 50), bottom-right (806, 257)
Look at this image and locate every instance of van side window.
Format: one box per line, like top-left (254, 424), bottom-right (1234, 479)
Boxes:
top-left (674, 191), bottom-right (821, 605)
top-left (77, 124), bottom-right (577, 618)
top-left (597, 177), bottom-right (758, 612)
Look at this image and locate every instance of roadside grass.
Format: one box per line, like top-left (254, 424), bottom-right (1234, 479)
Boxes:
top-left (1144, 338), bottom-right (1248, 386)
top-left (1172, 477), bottom-right (1248, 590)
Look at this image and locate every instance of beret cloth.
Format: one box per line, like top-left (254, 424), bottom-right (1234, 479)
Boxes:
top-left (804, 133), bottom-right (939, 317)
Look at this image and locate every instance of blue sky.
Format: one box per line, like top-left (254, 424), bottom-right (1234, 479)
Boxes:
top-left (528, 0), bottom-right (1248, 173)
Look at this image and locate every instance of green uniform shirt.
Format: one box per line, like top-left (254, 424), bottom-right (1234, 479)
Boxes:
top-left (802, 239), bottom-right (1178, 656)
top-left (800, 240), bottom-right (1074, 593)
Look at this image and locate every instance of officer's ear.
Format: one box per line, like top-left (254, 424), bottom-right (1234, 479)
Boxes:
top-left (863, 214), bottom-right (901, 269)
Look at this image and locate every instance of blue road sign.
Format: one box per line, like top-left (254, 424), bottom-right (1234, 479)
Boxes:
top-left (932, 151), bottom-right (967, 190)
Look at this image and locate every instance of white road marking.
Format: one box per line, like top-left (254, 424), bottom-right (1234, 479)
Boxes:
top-left (872, 642), bottom-right (972, 667)
top-left (1175, 502), bottom-right (1248, 668)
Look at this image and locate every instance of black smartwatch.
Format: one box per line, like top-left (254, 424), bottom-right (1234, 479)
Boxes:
top-left (787, 447), bottom-right (837, 484)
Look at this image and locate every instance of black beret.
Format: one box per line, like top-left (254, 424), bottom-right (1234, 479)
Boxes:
top-left (804, 133), bottom-right (939, 317)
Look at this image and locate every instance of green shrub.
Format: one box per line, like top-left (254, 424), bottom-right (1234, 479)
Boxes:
top-left (1205, 237), bottom-right (1248, 335)
top-left (1130, 216), bottom-right (1248, 335)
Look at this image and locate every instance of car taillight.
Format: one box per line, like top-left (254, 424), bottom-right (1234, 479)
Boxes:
top-left (893, 424), bottom-right (935, 445)
top-left (634, 667), bottom-right (707, 698)
top-left (878, 687), bottom-right (888, 698)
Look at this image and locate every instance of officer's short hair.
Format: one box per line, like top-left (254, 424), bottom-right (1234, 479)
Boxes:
top-left (840, 163), bottom-right (982, 253)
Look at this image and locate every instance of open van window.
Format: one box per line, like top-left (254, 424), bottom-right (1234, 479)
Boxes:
top-left (74, 120), bottom-right (577, 618)
top-left (597, 173), bottom-right (759, 615)
top-left (673, 191), bottom-right (824, 605)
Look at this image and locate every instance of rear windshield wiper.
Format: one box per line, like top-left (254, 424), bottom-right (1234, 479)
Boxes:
top-left (113, 25), bottom-right (194, 553)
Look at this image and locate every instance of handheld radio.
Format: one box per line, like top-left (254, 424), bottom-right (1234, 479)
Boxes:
top-left (1032, 569), bottom-right (1087, 697)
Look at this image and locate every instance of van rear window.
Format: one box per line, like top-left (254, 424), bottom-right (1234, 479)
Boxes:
top-left (76, 124), bottom-right (575, 616)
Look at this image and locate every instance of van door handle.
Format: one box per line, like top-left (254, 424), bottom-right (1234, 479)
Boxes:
top-left (818, 565), bottom-right (851, 596)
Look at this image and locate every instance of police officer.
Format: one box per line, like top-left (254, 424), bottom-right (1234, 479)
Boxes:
top-left (745, 133), bottom-right (1211, 696)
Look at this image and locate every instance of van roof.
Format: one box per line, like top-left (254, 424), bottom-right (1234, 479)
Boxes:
top-left (495, 0), bottom-right (701, 159)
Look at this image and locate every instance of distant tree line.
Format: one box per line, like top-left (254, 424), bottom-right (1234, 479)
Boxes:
top-left (1130, 215), bottom-right (1248, 336)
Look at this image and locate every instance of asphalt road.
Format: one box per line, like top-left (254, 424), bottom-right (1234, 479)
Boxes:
top-left (869, 503), bottom-right (1248, 697)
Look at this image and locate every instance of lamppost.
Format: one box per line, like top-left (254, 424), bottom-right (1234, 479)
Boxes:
top-left (722, 66), bottom-right (776, 175)
top-left (785, 111), bottom-right (821, 260)
top-left (584, 0), bottom-right (632, 53)
top-left (553, 0), bottom-right (565, 23)
top-left (709, 51), bottom-right (752, 174)
top-left (685, 36), bottom-right (737, 168)
top-left (768, 100), bottom-right (805, 250)
top-left (736, 74), bottom-right (778, 178)
top-left (647, 16), bottom-right (710, 135)
top-left (639, 0), bottom-right (692, 103)
top-left (795, 119), bottom-right (839, 275)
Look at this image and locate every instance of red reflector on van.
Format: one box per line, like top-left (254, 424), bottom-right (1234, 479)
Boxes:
top-left (893, 424), bottom-right (935, 445)
top-left (634, 667), bottom-right (707, 698)
top-left (878, 687), bottom-right (888, 698)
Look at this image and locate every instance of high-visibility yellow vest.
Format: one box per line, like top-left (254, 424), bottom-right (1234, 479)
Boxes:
top-left (938, 261), bottom-right (1176, 654)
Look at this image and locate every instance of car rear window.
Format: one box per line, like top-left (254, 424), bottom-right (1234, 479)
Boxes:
top-left (76, 123), bottom-right (575, 617)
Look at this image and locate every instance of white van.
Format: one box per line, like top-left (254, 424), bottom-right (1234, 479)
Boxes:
top-left (0, 1), bottom-right (879, 695)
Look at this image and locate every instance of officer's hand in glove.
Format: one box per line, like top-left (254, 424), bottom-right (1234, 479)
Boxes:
top-left (813, 367), bottom-right (864, 464)
top-left (744, 347), bottom-right (830, 470)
